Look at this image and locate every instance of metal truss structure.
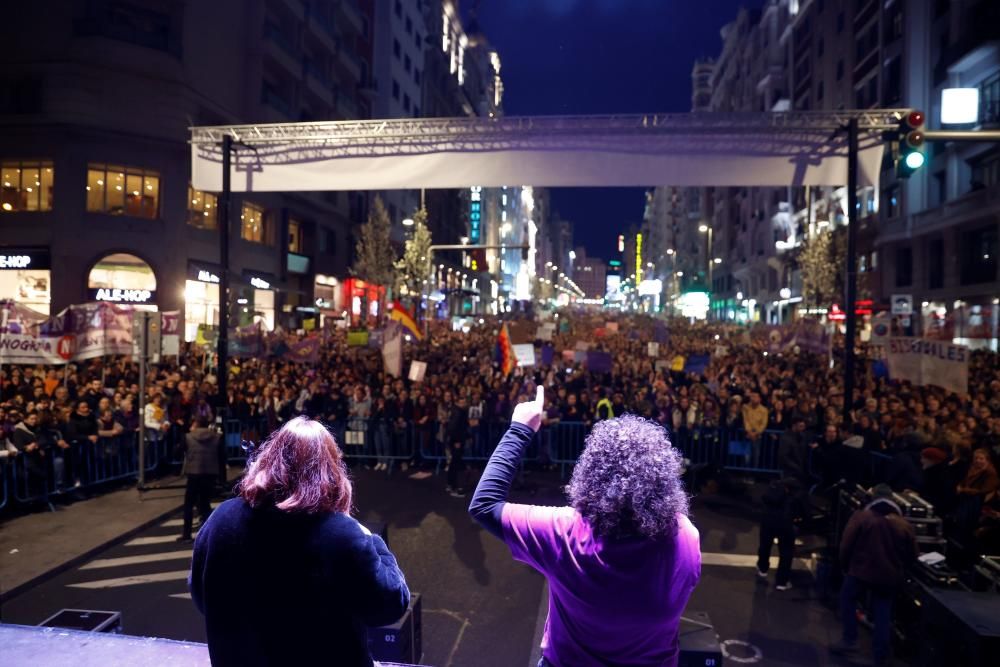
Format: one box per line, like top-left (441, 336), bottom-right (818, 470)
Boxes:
top-left (189, 110), bottom-right (911, 151)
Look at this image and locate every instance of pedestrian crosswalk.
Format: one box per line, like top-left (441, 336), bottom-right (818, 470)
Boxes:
top-left (62, 504), bottom-right (220, 599)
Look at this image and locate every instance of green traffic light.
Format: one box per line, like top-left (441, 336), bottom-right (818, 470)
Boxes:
top-left (904, 151), bottom-right (925, 170)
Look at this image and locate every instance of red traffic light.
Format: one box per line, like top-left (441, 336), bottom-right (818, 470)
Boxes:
top-left (906, 110), bottom-right (925, 128)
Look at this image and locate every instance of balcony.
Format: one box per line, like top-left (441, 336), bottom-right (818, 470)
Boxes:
top-left (338, 47), bottom-right (364, 82)
top-left (261, 83), bottom-right (292, 118)
top-left (337, 91), bottom-right (360, 119)
top-left (880, 183), bottom-right (1000, 243)
top-left (263, 21), bottom-right (301, 76)
top-left (335, 0), bottom-right (364, 35)
top-left (912, 183), bottom-right (1000, 231)
top-left (304, 61), bottom-right (334, 105)
top-left (307, 13), bottom-right (339, 54)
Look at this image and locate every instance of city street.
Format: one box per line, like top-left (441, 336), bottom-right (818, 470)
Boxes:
top-left (3, 468), bottom-right (891, 667)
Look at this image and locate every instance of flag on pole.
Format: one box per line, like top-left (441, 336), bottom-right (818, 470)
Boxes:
top-left (496, 323), bottom-right (515, 376)
top-left (388, 301), bottom-right (423, 340)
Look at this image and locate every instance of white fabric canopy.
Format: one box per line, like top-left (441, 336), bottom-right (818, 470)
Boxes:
top-left (191, 116), bottom-right (886, 192)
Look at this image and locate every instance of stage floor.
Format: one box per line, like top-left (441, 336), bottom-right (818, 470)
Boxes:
top-left (2, 467), bottom-right (894, 666)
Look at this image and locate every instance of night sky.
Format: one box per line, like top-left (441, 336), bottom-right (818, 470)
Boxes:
top-left (467, 0), bottom-right (756, 260)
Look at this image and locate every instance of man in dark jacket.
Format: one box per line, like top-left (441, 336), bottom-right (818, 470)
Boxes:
top-left (756, 477), bottom-right (806, 590)
top-left (445, 395), bottom-right (470, 497)
top-left (12, 411), bottom-right (47, 497)
top-left (65, 401), bottom-right (98, 484)
top-left (178, 416), bottom-right (221, 542)
top-left (832, 484), bottom-right (918, 665)
top-left (777, 417), bottom-right (813, 486)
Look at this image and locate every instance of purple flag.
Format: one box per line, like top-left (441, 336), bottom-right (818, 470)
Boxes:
top-left (541, 344), bottom-right (555, 366)
top-left (585, 351), bottom-right (613, 373)
top-left (285, 337), bottom-right (321, 364)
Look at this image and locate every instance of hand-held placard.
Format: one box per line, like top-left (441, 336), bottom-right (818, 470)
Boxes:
top-left (511, 385), bottom-right (544, 433)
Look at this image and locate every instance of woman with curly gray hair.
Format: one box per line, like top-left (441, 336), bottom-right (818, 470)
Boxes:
top-left (470, 387), bottom-right (701, 667)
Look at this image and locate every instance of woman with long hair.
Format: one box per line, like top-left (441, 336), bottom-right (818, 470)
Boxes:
top-left (189, 416), bottom-right (409, 667)
top-left (470, 387), bottom-right (701, 667)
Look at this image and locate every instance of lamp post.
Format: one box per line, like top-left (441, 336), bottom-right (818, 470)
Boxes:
top-left (698, 224), bottom-right (714, 288)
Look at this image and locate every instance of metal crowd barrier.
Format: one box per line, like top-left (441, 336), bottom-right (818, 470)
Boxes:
top-left (1, 429), bottom-right (184, 509)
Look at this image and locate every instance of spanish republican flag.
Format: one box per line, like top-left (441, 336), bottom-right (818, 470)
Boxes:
top-left (388, 301), bottom-right (423, 340)
top-left (496, 323), bottom-right (515, 376)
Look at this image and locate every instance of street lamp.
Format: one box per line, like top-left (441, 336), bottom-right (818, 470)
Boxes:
top-left (699, 224), bottom-right (715, 291)
top-left (402, 218), bottom-right (414, 227)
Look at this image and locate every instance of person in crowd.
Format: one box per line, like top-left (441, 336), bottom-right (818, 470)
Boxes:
top-left (833, 484), bottom-right (918, 665)
top-left (12, 411), bottom-right (49, 499)
top-left (189, 416), bottom-right (410, 667)
top-left (777, 417), bottom-right (813, 487)
top-left (178, 415), bottom-right (221, 543)
top-left (445, 394), bottom-right (470, 497)
top-left (756, 477), bottom-right (805, 591)
top-left (919, 447), bottom-right (951, 510)
top-left (470, 390), bottom-right (700, 667)
top-left (65, 400), bottom-right (98, 484)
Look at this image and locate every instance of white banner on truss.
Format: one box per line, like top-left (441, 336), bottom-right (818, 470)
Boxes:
top-left (192, 120), bottom-right (885, 192)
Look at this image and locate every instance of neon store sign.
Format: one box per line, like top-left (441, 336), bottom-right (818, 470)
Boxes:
top-left (469, 186), bottom-right (482, 243)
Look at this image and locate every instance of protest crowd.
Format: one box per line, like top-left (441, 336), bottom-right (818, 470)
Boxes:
top-left (2, 311), bottom-right (1000, 561)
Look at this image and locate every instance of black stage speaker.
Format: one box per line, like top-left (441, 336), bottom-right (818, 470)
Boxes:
top-left (914, 587), bottom-right (1000, 667)
top-left (369, 593), bottom-right (422, 664)
top-left (678, 611), bottom-right (723, 667)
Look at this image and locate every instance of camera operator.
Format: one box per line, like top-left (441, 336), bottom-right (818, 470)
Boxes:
top-left (831, 484), bottom-right (918, 665)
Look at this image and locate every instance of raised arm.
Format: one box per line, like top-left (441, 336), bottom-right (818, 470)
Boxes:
top-left (469, 386), bottom-right (544, 539)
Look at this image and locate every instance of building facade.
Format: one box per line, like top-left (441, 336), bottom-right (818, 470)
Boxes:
top-left (0, 0), bottom-right (370, 339)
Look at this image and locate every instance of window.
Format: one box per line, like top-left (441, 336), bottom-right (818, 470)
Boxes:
top-left (413, 105), bottom-right (420, 117)
top-left (392, 79), bottom-right (400, 100)
top-left (1, 161), bottom-right (53, 212)
top-left (394, 0), bottom-right (402, 18)
top-left (288, 218), bottom-right (303, 253)
top-left (319, 228), bottom-right (336, 254)
top-left (187, 185), bottom-right (217, 229)
top-left (980, 72), bottom-right (1000, 125)
top-left (393, 39), bottom-right (401, 58)
top-left (817, 81), bottom-right (824, 103)
top-left (928, 238), bottom-right (944, 289)
top-left (895, 246), bottom-right (913, 287)
top-left (414, 69), bottom-right (421, 85)
top-left (87, 164), bottom-right (159, 218)
top-left (403, 94), bottom-right (410, 112)
top-left (836, 11), bottom-right (844, 33)
top-left (404, 54), bottom-right (411, 73)
top-left (405, 16), bottom-right (412, 34)
top-left (960, 226), bottom-right (998, 285)
top-left (933, 171), bottom-right (947, 207)
top-left (241, 202), bottom-right (268, 244)
top-left (882, 186), bottom-right (900, 218)
top-left (414, 30), bottom-right (421, 48)
top-left (971, 150), bottom-right (1000, 189)
top-left (836, 59), bottom-right (844, 81)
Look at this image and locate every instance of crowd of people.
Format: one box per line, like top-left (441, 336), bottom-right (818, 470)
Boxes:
top-left (1, 314), bottom-right (999, 551)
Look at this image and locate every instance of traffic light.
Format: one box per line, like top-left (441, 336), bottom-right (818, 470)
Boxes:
top-left (895, 110), bottom-right (926, 178)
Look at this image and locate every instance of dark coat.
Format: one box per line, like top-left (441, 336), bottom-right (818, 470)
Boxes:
top-left (840, 500), bottom-right (918, 588)
top-left (65, 412), bottom-right (98, 444)
top-left (184, 428), bottom-right (221, 476)
top-left (190, 498), bottom-right (410, 667)
top-left (777, 430), bottom-right (809, 481)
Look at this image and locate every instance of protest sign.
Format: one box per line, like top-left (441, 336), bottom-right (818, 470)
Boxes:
top-left (408, 360), bottom-right (427, 382)
top-left (647, 342), bottom-right (659, 358)
top-left (513, 343), bottom-right (536, 367)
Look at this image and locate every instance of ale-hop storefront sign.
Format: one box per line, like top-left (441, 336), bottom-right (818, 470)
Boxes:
top-left (88, 288), bottom-right (156, 304)
top-left (885, 337), bottom-right (969, 395)
top-left (0, 249), bottom-right (50, 270)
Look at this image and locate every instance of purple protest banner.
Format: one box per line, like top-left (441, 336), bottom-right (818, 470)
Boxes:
top-left (285, 336), bottom-right (321, 364)
top-left (585, 351), bottom-right (613, 373)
